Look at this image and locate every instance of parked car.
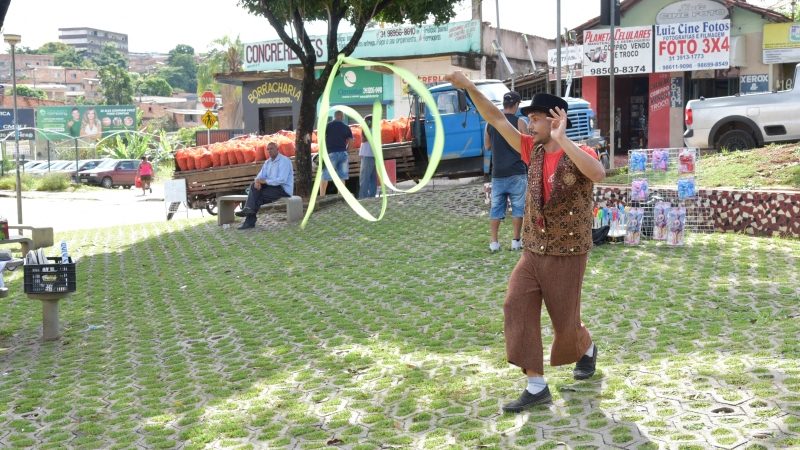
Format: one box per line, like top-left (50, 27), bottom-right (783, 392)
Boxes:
top-left (20, 160), bottom-right (47, 173)
top-left (77, 159), bottom-right (140, 188)
top-left (28, 161), bottom-right (72, 175)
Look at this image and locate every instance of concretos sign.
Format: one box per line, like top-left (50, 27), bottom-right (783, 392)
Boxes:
top-left (654, 20), bottom-right (730, 73)
top-left (243, 20), bottom-right (480, 71)
top-left (582, 26), bottom-right (653, 76)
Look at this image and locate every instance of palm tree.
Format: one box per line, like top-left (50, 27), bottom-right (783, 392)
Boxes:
top-left (197, 35), bottom-right (244, 129)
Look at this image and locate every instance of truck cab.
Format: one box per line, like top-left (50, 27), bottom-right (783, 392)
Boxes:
top-left (418, 80), bottom-right (606, 176)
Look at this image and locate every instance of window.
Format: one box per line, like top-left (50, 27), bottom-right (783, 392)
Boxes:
top-left (118, 161), bottom-right (135, 170)
top-left (435, 91), bottom-right (460, 115)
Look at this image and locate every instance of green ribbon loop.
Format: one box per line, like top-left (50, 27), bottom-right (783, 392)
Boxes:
top-left (301, 54), bottom-right (444, 228)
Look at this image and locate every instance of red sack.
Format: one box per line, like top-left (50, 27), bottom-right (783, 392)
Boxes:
top-left (380, 120), bottom-right (395, 144)
top-left (350, 125), bottom-right (363, 149)
top-left (135, 176), bottom-right (142, 188)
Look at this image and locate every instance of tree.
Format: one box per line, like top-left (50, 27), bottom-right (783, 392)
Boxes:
top-left (9, 85), bottom-right (47, 99)
top-left (197, 35), bottom-right (244, 129)
top-left (164, 44), bottom-right (197, 92)
top-left (238, 0), bottom-right (460, 198)
top-left (138, 75), bottom-right (173, 97)
top-left (31, 41), bottom-right (89, 68)
top-left (99, 65), bottom-right (134, 105)
top-left (93, 42), bottom-right (127, 69)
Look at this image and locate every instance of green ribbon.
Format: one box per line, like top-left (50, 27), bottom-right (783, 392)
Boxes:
top-left (301, 54), bottom-right (444, 228)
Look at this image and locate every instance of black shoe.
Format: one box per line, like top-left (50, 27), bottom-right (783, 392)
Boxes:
top-left (502, 386), bottom-right (552, 413)
top-left (237, 223), bottom-right (255, 230)
top-left (573, 344), bottom-right (598, 380)
top-left (234, 208), bottom-right (254, 217)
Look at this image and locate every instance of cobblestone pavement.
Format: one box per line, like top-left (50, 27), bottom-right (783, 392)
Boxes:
top-left (0, 182), bottom-right (798, 449)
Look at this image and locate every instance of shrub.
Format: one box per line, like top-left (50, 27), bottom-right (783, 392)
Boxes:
top-left (36, 173), bottom-right (72, 191)
top-left (0, 174), bottom-right (37, 191)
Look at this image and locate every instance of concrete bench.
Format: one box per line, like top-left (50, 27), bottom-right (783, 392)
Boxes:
top-left (1, 226), bottom-right (55, 255)
top-left (217, 194), bottom-right (303, 226)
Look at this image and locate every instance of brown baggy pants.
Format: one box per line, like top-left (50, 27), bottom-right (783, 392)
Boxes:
top-left (504, 250), bottom-right (593, 375)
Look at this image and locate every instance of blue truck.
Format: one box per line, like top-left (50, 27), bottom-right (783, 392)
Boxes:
top-left (387, 79), bottom-right (607, 185)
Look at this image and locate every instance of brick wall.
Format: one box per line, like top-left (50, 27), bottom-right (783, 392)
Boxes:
top-left (595, 185), bottom-right (800, 238)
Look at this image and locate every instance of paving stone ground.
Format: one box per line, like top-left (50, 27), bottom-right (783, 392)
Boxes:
top-left (0, 182), bottom-right (798, 449)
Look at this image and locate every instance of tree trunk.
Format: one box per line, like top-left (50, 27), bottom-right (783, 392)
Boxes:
top-left (294, 71), bottom-right (320, 199)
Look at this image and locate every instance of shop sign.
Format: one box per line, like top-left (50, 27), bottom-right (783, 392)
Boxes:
top-left (245, 80), bottom-right (302, 106)
top-left (582, 26), bottom-right (653, 76)
top-left (655, 0), bottom-right (729, 25)
top-left (547, 45), bottom-right (583, 68)
top-left (243, 20), bottom-right (480, 71)
top-left (0, 108), bottom-right (35, 140)
top-left (649, 73), bottom-right (671, 114)
top-left (670, 77), bottom-right (683, 107)
top-left (762, 23), bottom-right (800, 64)
top-left (740, 74), bottom-right (769, 94)
top-left (400, 74), bottom-right (454, 94)
top-left (36, 105), bottom-right (136, 141)
top-left (654, 20), bottom-right (730, 73)
top-left (326, 67), bottom-right (384, 104)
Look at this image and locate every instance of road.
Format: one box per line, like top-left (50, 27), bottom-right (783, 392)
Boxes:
top-left (0, 183), bottom-right (208, 233)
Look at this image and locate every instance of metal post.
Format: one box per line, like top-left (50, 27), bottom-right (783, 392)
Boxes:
top-left (495, 0), bottom-right (502, 80)
top-left (6, 35), bottom-right (23, 224)
top-left (556, 0), bottom-right (562, 96)
top-left (46, 139), bottom-right (51, 172)
top-left (74, 138), bottom-right (80, 184)
top-left (609, 0), bottom-right (616, 169)
top-left (1, 141), bottom-right (5, 177)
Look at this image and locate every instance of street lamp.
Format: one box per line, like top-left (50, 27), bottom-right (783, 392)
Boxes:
top-left (4, 33), bottom-right (23, 224)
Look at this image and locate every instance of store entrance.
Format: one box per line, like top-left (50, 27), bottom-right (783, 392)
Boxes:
top-left (259, 107), bottom-right (293, 135)
top-left (614, 76), bottom-right (649, 151)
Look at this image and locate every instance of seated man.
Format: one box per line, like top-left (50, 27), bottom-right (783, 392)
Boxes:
top-left (235, 142), bottom-right (294, 230)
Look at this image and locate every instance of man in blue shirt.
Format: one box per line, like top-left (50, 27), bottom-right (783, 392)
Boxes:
top-left (235, 142), bottom-right (294, 230)
top-left (320, 110), bottom-right (353, 196)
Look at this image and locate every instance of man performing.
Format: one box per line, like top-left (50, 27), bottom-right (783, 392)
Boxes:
top-left (484, 90), bottom-right (528, 252)
top-left (445, 71), bottom-right (605, 412)
top-left (235, 142), bottom-right (294, 230)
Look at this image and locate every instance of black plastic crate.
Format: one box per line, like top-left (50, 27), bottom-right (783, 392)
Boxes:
top-left (24, 257), bottom-right (76, 294)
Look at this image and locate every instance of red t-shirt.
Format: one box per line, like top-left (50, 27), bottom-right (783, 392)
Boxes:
top-left (520, 135), bottom-right (599, 203)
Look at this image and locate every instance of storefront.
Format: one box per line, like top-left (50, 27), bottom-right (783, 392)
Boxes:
top-left (574, 0), bottom-right (790, 151)
top-left (218, 20), bottom-right (486, 133)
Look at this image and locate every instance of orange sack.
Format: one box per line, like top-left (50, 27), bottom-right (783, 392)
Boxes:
top-left (194, 149), bottom-right (213, 170)
top-left (175, 149), bottom-right (190, 171)
top-left (380, 119), bottom-right (396, 144)
top-left (350, 125), bottom-right (362, 149)
top-left (242, 147), bottom-right (257, 163)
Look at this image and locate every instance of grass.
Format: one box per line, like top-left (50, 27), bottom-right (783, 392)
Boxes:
top-left (603, 143), bottom-right (800, 189)
top-left (0, 184), bottom-right (798, 449)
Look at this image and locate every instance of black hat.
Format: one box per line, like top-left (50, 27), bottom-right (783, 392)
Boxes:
top-left (502, 91), bottom-right (521, 105)
top-left (520, 93), bottom-right (572, 128)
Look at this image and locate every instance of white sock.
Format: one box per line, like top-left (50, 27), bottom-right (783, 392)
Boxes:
top-left (526, 376), bottom-right (547, 395)
top-left (584, 342), bottom-right (595, 357)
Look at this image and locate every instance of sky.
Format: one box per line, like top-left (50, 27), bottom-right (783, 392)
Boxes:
top-left (1, 0), bottom-right (785, 54)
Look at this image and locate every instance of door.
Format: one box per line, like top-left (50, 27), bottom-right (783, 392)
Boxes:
top-left (425, 88), bottom-right (484, 159)
top-left (115, 160), bottom-right (139, 185)
top-left (259, 107), bottom-right (293, 135)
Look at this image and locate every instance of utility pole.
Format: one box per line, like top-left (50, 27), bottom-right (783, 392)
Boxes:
top-left (609, 0), bottom-right (616, 169)
top-left (556, 0), bottom-right (562, 96)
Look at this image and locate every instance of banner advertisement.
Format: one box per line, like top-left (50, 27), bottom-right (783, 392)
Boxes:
top-left (323, 67), bottom-right (386, 104)
top-left (0, 108), bottom-right (35, 140)
top-left (547, 45), bottom-right (583, 68)
top-left (762, 23), bottom-right (800, 64)
top-left (655, 20), bottom-right (730, 72)
top-left (582, 26), bottom-right (653, 76)
top-left (740, 74), bottom-right (769, 94)
top-left (243, 20), bottom-right (480, 71)
top-left (35, 106), bottom-right (137, 141)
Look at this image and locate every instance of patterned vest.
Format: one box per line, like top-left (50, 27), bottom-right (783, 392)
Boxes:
top-left (522, 144), bottom-right (595, 256)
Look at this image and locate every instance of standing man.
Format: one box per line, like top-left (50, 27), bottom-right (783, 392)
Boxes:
top-left (320, 110), bottom-right (353, 197)
top-left (485, 91), bottom-right (528, 252)
top-left (358, 114), bottom-right (377, 199)
top-left (445, 71), bottom-right (605, 413)
top-left (235, 142), bottom-right (294, 230)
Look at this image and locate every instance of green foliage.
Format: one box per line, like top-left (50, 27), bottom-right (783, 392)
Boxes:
top-left (137, 75), bottom-right (173, 96)
top-left (163, 44), bottom-right (197, 93)
top-left (0, 174), bottom-right (38, 191)
top-left (101, 133), bottom-right (152, 160)
top-left (35, 172), bottom-right (71, 191)
top-left (99, 65), bottom-right (134, 105)
top-left (175, 126), bottom-right (207, 147)
top-left (92, 42), bottom-right (127, 69)
top-left (9, 85), bottom-right (47, 99)
top-left (197, 35), bottom-right (243, 94)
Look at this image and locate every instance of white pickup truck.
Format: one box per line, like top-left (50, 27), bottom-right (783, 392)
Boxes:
top-left (684, 63), bottom-right (800, 150)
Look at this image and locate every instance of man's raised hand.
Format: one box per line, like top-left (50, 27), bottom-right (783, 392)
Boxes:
top-left (444, 71), bottom-right (472, 89)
